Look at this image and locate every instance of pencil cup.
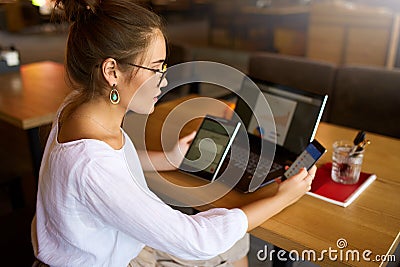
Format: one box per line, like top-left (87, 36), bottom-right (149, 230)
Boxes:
top-left (331, 140), bottom-right (364, 185)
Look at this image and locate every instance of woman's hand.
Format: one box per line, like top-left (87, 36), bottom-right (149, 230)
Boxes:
top-left (276, 165), bottom-right (317, 206)
top-left (137, 131), bottom-right (196, 172)
top-left (241, 165), bottom-right (317, 231)
top-left (165, 131), bottom-right (196, 169)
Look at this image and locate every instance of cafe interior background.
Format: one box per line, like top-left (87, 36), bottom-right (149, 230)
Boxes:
top-left (0, 0), bottom-right (399, 266)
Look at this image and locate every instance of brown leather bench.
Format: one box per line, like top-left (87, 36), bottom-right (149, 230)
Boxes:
top-left (248, 52), bottom-right (337, 121)
top-left (329, 65), bottom-right (400, 139)
top-left (248, 52), bottom-right (400, 139)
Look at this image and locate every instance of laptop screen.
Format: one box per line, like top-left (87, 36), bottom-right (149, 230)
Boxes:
top-left (234, 77), bottom-right (328, 155)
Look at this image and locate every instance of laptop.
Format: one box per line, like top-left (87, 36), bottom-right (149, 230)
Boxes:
top-left (218, 77), bottom-right (328, 193)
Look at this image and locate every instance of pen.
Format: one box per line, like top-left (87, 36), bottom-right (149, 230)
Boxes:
top-left (349, 130), bottom-right (366, 155)
top-left (355, 139), bottom-right (371, 152)
top-left (350, 137), bottom-right (370, 155)
top-left (353, 131), bottom-right (366, 146)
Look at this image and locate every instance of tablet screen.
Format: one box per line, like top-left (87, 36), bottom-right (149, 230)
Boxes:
top-left (179, 115), bottom-right (241, 181)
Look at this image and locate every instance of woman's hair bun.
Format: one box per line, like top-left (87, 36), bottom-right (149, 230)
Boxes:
top-left (54, 0), bottom-right (100, 23)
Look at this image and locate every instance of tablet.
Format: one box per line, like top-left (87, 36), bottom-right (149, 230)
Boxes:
top-left (179, 115), bottom-right (241, 182)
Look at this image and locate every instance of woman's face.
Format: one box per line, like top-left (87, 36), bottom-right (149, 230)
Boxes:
top-left (123, 29), bottom-right (167, 114)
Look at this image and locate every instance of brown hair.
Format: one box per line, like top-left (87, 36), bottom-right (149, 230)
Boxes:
top-left (54, 0), bottom-right (165, 103)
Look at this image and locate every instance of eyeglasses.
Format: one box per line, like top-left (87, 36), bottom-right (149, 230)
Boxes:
top-left (126, 62), bottom-right (167, 87)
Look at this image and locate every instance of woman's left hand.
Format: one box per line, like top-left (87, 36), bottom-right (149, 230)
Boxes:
top-left (166, 131), bottom-right (196, 169)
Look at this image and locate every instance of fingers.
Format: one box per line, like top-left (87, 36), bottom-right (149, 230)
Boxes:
top-left (294, 167), bottom-right (308, 180)
top-left (276, 166), bottom-right (318, 204)
top-left (181, 131), bottom-right (196, 143)
top-left (304, 173), bottom-right (313, 188)
top-left (296, 166), bottom-right (316, 179)
top-left (308, 165), bottom-right (317, 177)
top-left (305, 167), bottom-right (316, 191)
top-left (293, 167), bottom-right (315, 191)
top-left (279, 165), bottom-right (317, 192)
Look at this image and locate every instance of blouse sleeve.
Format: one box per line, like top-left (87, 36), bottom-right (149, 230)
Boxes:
top-left (79, 155), bottom-right (248, 260)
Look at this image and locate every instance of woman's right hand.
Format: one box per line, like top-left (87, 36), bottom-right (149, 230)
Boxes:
top-left (241, 165), bottom-right (317, 231)
top-left (276, 166), bottom-right (316, 207)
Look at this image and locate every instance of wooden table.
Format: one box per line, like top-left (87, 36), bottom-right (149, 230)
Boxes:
top-left (0, 61), bottom-right (71, 179)
top-left (124, 95), bottom-right (400, 267)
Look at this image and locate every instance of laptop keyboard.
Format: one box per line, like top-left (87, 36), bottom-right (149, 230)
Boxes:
top-left (228, 146), bottom-right (283, 179)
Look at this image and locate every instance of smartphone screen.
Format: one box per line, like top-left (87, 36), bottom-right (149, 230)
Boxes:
top-left (283, 139), bottom-right (326, 179)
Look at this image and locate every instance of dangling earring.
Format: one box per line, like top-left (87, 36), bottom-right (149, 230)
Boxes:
top-left (109, 84), bottom-right (120, 105)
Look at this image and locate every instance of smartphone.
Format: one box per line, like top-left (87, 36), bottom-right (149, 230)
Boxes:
top-left (179, 115), bottom-right (241, 182)
top-left (282, 139), bottom-right (326, 181)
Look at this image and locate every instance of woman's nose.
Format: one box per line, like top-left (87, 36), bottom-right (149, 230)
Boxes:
top-left (159, 76), bottom-right (168, 88)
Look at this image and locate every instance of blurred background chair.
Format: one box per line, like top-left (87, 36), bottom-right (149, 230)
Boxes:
top-left (248, 52), bottom-right (337, 121)
top-left (328, 65), bottom-right (400, 139)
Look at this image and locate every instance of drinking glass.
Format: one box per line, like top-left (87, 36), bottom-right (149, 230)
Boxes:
top-left (331, 140), bottom-right (364, 184)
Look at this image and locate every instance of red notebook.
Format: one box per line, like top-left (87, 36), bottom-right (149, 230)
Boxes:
top-left (307, 163), bottom-right (376, 207)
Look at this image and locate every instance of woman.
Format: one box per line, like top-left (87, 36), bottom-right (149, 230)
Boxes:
top-left (31, 0), bottom-right (316, 266)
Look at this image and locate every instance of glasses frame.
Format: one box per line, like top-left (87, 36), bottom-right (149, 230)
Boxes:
top-left (126, 62), bottom-right (167, 87)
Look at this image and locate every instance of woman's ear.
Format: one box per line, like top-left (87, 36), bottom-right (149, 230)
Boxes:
top-left (102, 58), bottom-right (118, 86)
